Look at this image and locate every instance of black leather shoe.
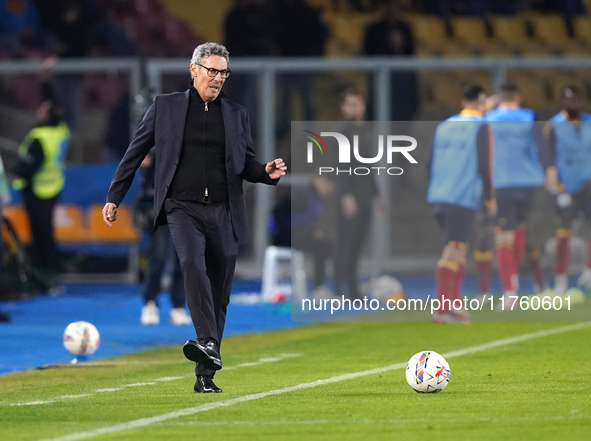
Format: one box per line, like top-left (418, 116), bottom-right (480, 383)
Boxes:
top-left (193, 376), bottom-right (222, 393)
top-left (183, 340), bottom-right (222, 370)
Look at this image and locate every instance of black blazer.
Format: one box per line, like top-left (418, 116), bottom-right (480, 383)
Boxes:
top-left (106, 89), bottom-right (278, 242)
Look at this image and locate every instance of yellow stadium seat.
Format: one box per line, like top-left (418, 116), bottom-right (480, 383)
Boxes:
top-left (323, 9), bottom-right (381, 56)
top-left (326, 12), bottom-right (366, 52)
top-left (455, 70), bottom-right (492, 91)
top-left (518, 43), bottom-right (559, 56)
top-left (506, 71), bottom-right (554, 110)
top-left (406, 14), bottom-right (478, 56)
top-left (491, 15), bottom-right (528, 44)
top-left (53, 204), bottom-right (88, 243)
top-left (408, 15), bottom-right (449, 50)
top-left (3, 205), bottom-right (31, 244)
top-left (452, 17), bottom-right (488, 45)
top-left (529, 13), bottom-right (590, 55)
top-left (420, 72), bottom-right (463, 110)
top-left (451, 17), bottom-right (520, 55)
top-left (574, 17), bottom-right (591, 45)
top-left (530, 14), bottom-right (570, 44)
top-left (86, 204), bottom-right (140, 283)
top-left (488, 15), bottom-right (551, 56)
top-left (87, 204), bottom-right (139, 243)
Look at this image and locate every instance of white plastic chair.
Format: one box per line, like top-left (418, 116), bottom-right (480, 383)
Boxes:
top-left (261, 246), bottom-right (307, 302)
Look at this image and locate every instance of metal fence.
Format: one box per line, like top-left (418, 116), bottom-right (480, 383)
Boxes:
top-left (2, 56), bottom-right (591, 274)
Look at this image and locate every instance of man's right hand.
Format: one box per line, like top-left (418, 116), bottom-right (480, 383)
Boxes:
top-left (486, 199), bottom-right (497, 218)
top-left (545, 167), bottom-right (559, 195)
top-left (102, 202), bottom-right (118, 228)
top-left (342, 194), bottom-right (357, 218)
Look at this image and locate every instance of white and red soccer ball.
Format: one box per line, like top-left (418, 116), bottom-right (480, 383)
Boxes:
top-left (406, 350), bottom-right (450, 393)
top-left (63, 321), bottom-right (100, 356)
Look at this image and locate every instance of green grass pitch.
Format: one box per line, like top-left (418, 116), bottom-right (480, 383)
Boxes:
top-left (1, 320), bottom-right (591, 441)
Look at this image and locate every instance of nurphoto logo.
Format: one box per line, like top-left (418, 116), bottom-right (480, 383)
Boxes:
top-left (303, 130), bottom-right (418, 176)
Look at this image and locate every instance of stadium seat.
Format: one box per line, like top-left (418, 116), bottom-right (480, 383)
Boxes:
top-left (573, 17), bottom-right (591, 46)
top-left (323, 9), bottom-right (381, 55)
top-left (325, 12), bottom-right (365, 53)
top-left (160, 0), bottom-right (230, 45)
top-left (530, 14), bottom-right (570, 44)
top-left (455, 70), bottom-right (492, 91)
top-left (451, 17), bottom-right (488, 45)
top-left (420, 72), bottom-right (463, 110)
top-left (491, 15), bottom-right (528, 42)
top-left (489, 15), bottom-right (552, 55)
top-left (53, 204), bottom-right (88, 243)
top-left (450, 17), bottom-right (515, 56)
top-left (530, 14), bottom-right (589, 55)
top-left (409, 15), bottom-right (448, 46)
top-left (432, 43), bottom-right (475, 57)
top-left (506, 71), bottom-right (554, 110)
top-left (406, 15), bottom-right (476, 56)
top-left (2, 206), bottom-right (31, 244)
top-left (407, 15), bottom-right (454, 56)
top-left (87, 204), bottom-right (140, 282)
top-left (87, 205), bottom-right (139, 242)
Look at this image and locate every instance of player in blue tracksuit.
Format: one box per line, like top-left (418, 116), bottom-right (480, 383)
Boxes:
top-left (426, 83), bottom-right (496, 322)
top-left (484, 81), bottom-right (550, 307)
top-left (544, 86), bottom-right (591, 293)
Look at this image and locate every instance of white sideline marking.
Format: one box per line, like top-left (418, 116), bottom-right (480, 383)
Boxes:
top-left (36, 322), bottom-right (591, 441)
top-left (56, 395), bottom-right (91, 400)
top-left (162, 414), bottom-right (591, 426)
top-left (223, 353), bottom-right (301, 370)
top-left (154, 376), bottom-right (184, 382)
top-left (8, 354), bottom-right (301, 407)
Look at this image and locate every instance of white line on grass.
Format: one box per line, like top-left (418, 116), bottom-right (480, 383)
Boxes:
top-left (160, 414), bottom-right (591, 426)
top-left (37, 322), bottom-right (591, 441)
top-left (223, 353), bottom-right (301, 370)
top-left (8, 353), bottom-right (301, 407)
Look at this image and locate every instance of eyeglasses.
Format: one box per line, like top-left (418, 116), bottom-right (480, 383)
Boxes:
top-left (197, 63), bottom-right (231, 79)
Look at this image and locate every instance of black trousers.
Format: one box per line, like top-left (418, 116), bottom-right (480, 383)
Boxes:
top-left (165, 199), bottom-right (238, 377)
top-left (333, 204), bottom-right (372, 300)
top-left (142, 224), bottom-right (185, 308)
top-left (292, 230), bottom-right (331, 289)
top-left (21, 189), bottom-right (60, 274)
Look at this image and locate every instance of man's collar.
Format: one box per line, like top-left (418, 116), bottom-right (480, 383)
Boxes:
top-left (499, 101), bottom-right (519, 109)
top-left (189, 83), bottom-right (225, 104)
top-left (460, 109), bottom-right (483, 118)
top-left (561, 109), bottom-right (581, 122)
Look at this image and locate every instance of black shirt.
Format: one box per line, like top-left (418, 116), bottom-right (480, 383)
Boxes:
top-left (168, 87), bottom-right (227, 202)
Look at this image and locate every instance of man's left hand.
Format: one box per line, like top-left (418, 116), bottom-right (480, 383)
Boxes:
top-left (266, 158), bottom-right (287, 179)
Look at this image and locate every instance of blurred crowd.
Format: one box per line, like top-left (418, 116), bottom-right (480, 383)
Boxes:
top-left (0, 0), bottom-right (587, 140)
top-left (0, 0), bottom-right (203, 60)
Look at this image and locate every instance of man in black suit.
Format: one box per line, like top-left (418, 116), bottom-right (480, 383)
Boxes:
top-left (102, 42), bottom-right (286, 393)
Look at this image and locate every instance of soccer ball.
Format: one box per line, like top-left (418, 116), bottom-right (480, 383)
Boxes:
top-left (369, 275), bottom-right (405, 302)
top-left (406, 350), bottom-right (450, 393)
top-left (63, 321), bottom-right (100, 356)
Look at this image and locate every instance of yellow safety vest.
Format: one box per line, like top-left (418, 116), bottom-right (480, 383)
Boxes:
top-left (14, 122), bottom-right (70, 199)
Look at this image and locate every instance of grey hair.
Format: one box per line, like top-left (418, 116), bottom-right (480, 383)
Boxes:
top-left (190, 42), bottom-right (230, 79)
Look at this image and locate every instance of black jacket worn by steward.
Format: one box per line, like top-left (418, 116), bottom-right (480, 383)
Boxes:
top-left (106, 89), bottom-right (278, 242)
